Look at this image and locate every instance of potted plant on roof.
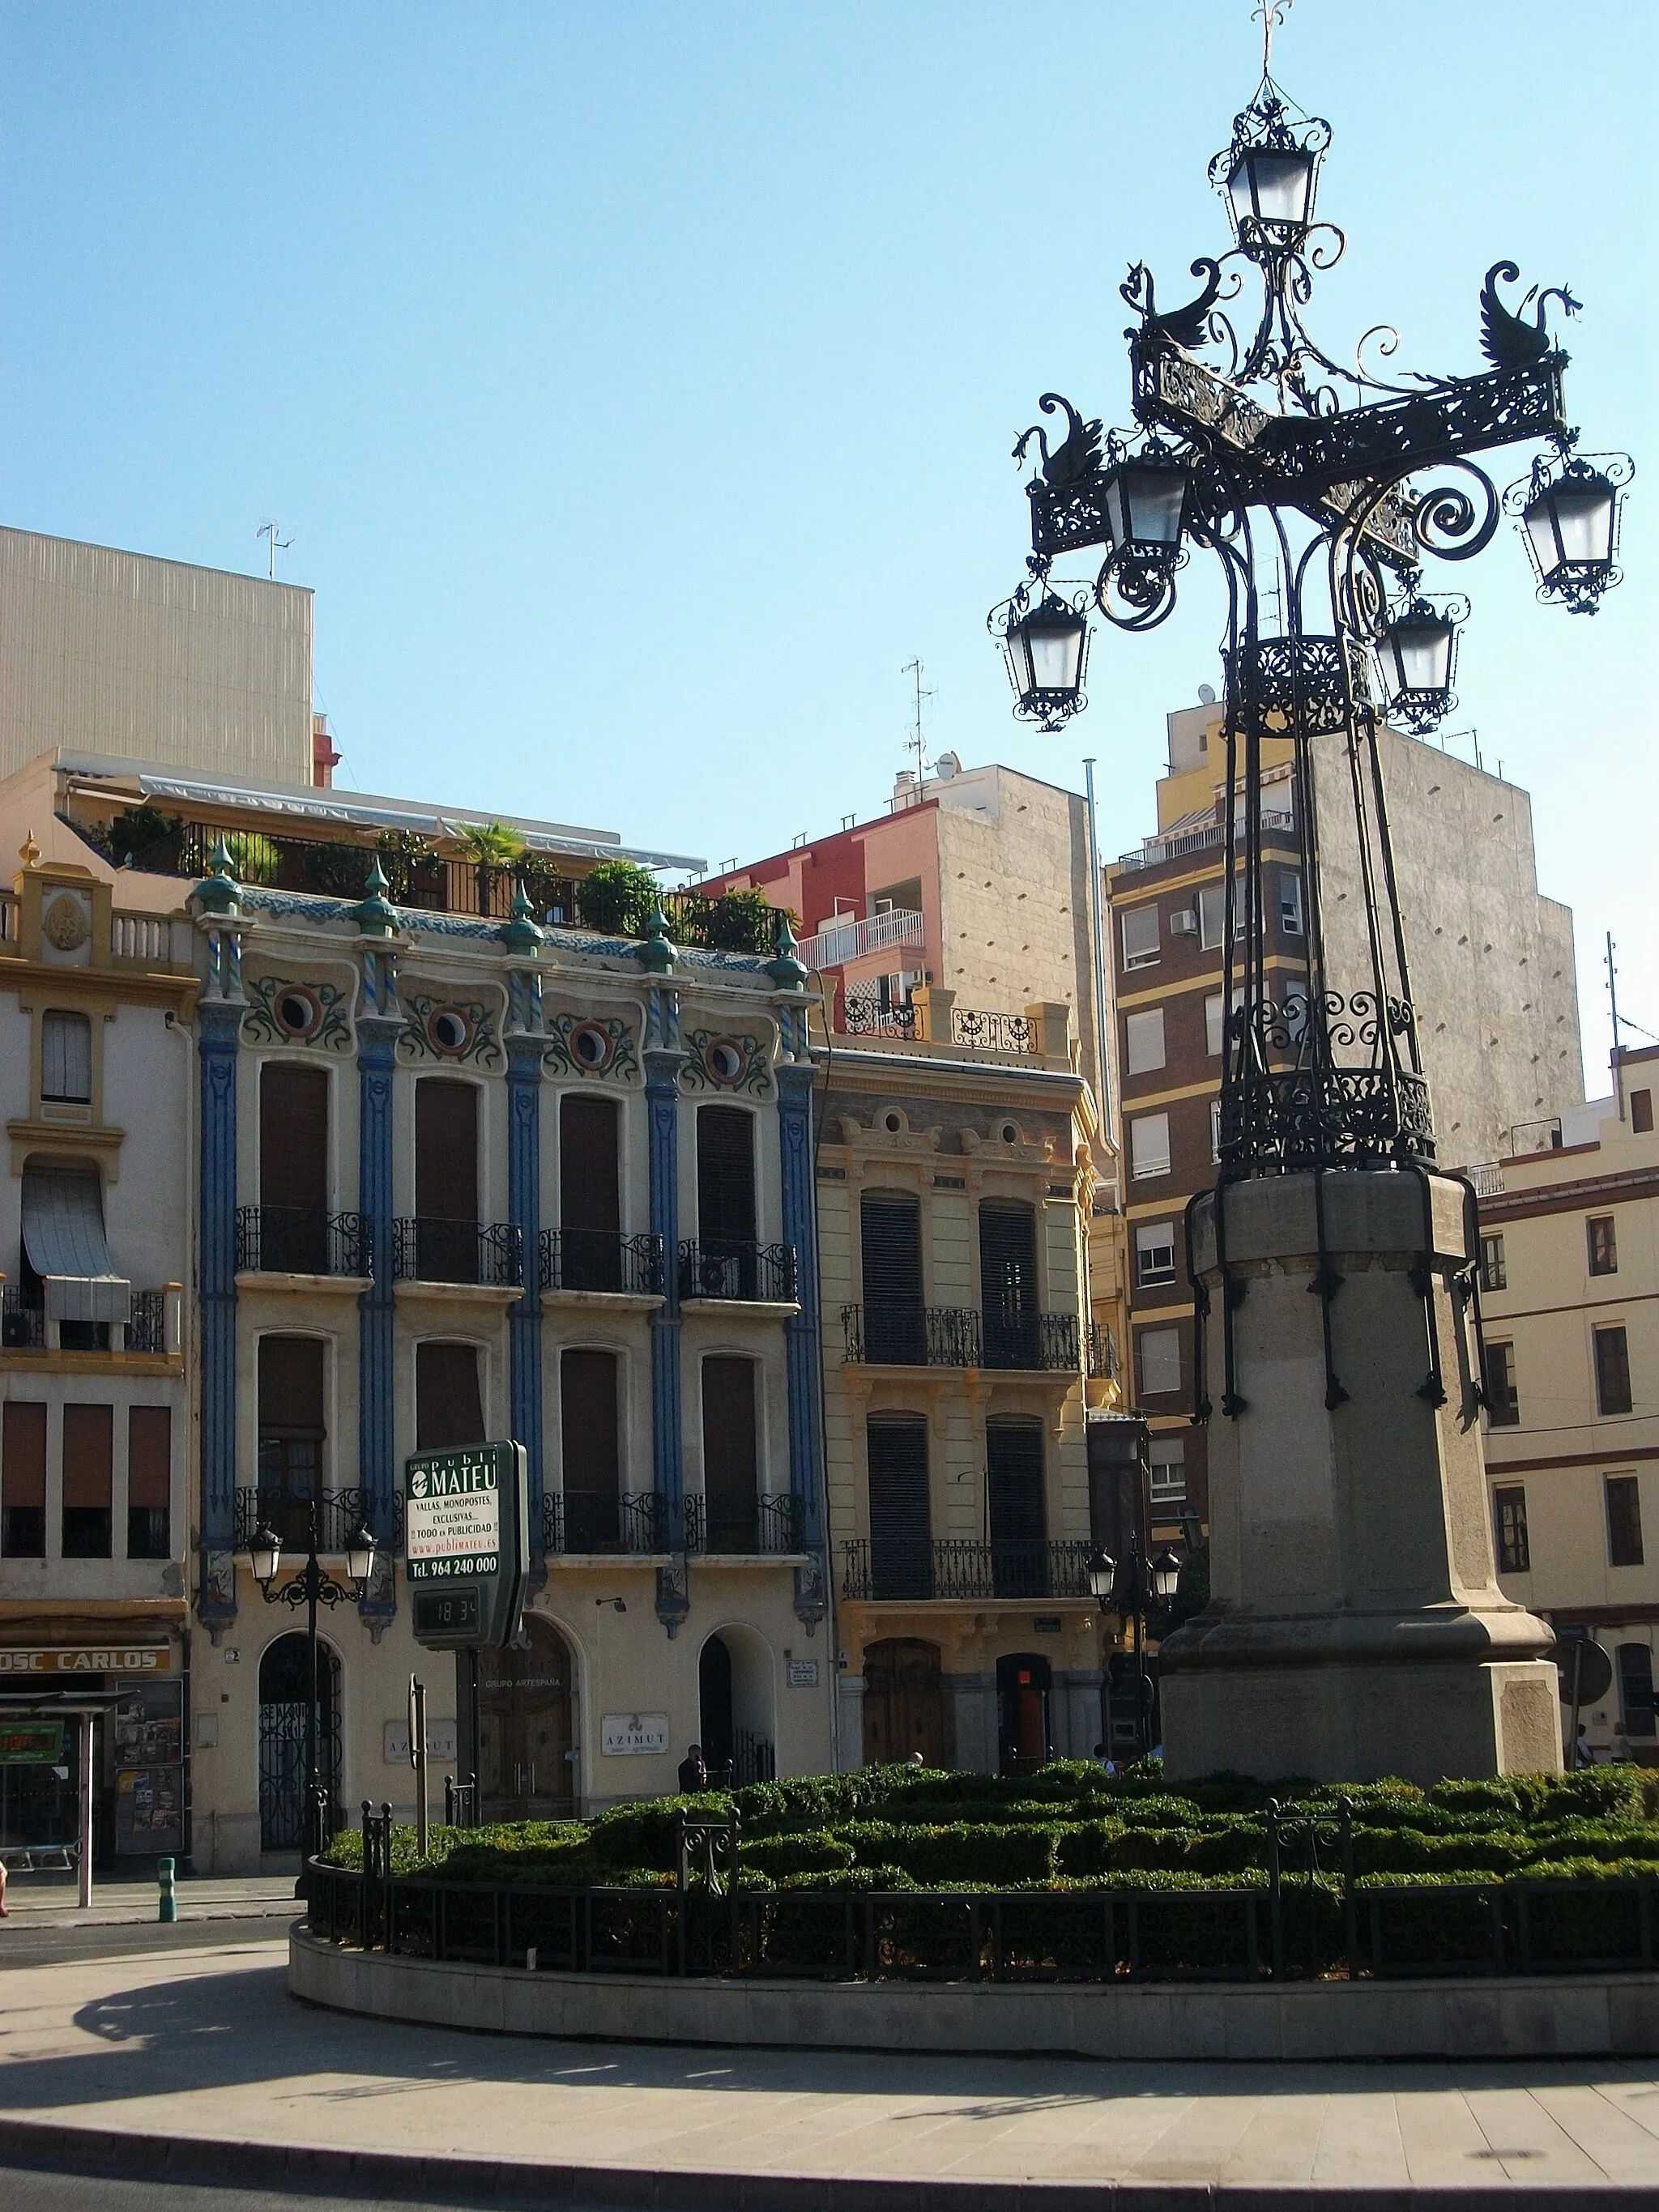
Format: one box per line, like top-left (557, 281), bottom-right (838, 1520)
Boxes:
top-left (454, 822), bottom-right (525, 918)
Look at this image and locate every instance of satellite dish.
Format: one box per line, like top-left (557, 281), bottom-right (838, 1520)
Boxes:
top-left (936, 752), bottom-right (961, 778)
top-left (1197, 683), bottom-right (1218, 706)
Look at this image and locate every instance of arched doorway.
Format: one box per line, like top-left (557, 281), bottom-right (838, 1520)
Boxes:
top-left (258, 1633), bottom-right (341, 1852)
top-left (863, 1639), bottom-right (945, 1767)
top-left (699, 1627), bottom-right (775, 1785)
top-left (478, 1616), bottom-right (575, 1822)
top-left (996, 1652), bottom-right (1051, 1776)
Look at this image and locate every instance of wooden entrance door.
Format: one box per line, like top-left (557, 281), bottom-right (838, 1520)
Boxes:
top-left (477, 1617), bottom-right (575, 1821)
top-left (863, 1638), bottom-right (945, 1767)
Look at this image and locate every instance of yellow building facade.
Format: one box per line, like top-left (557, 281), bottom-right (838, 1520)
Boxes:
top-left (1477, 1047), bottom-right (1659, 1762)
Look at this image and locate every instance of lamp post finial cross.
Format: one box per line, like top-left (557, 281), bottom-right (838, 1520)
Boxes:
top-left (1253, 0), bottom-right (1290, 77)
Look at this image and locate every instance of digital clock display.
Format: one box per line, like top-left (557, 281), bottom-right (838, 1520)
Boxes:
top-left (412, 1588), bottom-right (481, 1639)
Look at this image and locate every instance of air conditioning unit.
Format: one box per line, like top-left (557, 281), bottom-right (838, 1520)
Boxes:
top-left (1169, 909), bottom-right (1199, 936)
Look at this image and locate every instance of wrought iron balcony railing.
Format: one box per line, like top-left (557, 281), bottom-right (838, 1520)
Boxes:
top-left (841, 1304), bottom-right (1083, 1371)
top-left (128, 1290), bottom-right (168, 1354)
top-left (840, 987), bottom-right (919, 1039)
top-left (539, 1228), bottom-right (664, 1298)
top-left (236, 1206), bottom-right (373, 1277)
top-left (542, 1489), bottom-right (673, 1555)
top-left (677, 1239), bottom-right (798, 1304)
top-left (2, 1284), bottom-right (173, 1353)
top-left (393, 1217), bottom-right (523, 1288)
top-left (840, 1537), bottom-right (1093, 1604)
top-left (1, 1285), bottom-right (45, 1349)
top-left (1087, 1320), bottom-right (1119, 1380)
top-left (232, 1485), bottom-right (403, 1555)
top-left (952, 1008), bottom-right (1031, 1053)
top-left (682, 1492), bottom-right (808, 1556)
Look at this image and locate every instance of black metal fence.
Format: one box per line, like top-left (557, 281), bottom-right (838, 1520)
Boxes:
top-left (393, 1217), bottom-right (523, 1287)
top-left (682, 1493), bottom-right (808, 1555)
top-left (311, 1803), bottom-right (1659, 1986)
top-left (234, 1485), bottom-right (404, 1555)
top-left (237, 1206), bottom-right (373, 1277)
top-left (953, 1008), bottom-right (1033, 1053)
top-left (840, 1536), bottom-right (1093, 1601)
top-left (841, 1304), bottom-right (1083, 1371)
top-left (678, 1240), bottom-right (798, 1303)
top-left (540, 1229), bottom-right (664, 1297)
top-left (542, 1490), bottom-right (673, 1555)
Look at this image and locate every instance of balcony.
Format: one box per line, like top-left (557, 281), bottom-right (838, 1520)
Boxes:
top-left (678, 1240), bottom-right (798, 1304)
top-left (542, 1490), bottom-right (672, 1555)
top-left (236, 1206), bottom-right (373, 1277)
top-left (841, 1304), bottom-right (1084, 1372)
top-left (1115, 809), bottom-right (1296, 872)
top-left (683, 1493), bottom-right (808, 1556)
top-left (85, 816), bottom-right (774, 949)
top-left (232, 1485), bottom-right (403, 1554)
top-left (2, 1284), bottom-right (173, 1354)
top-left (840, 1537), bottom-right (1093, 1603)
top-left (539, 1228), bottom-right (664, 1298)
top-left (1087, 1321), bottom-right (1119, 1381)
top-left (796, 906), bottom-right (924, 970)
top-left (393, 1218), bottom-right (522, 1288)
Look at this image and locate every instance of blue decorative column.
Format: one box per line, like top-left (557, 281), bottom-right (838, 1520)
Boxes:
top-left (642, 949), bottom-right (689, 1634)
top-left (197, 999), bottom-right (241, 1632)
top-left (353, 872), bottom-right (403, 1630)
top-left (504, 959), bottom-right (546, 1549)
top-left (192, 853), bottom-right (244, 1637)
top-left (768, 923), bottom-right (828, 1630)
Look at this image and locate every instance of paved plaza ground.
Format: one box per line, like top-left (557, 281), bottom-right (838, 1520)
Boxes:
top-left (0, 1931), bottom-right (1657, 2202)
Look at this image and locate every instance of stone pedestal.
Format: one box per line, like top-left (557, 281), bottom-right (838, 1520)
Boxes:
top-left (1159, 1170), bottom-right (1560, 1787)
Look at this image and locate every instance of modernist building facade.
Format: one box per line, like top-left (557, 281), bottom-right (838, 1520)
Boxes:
top-left (1, 721), bottom-right (834, 1870)
top-left (816, 1021), bottom-right (1124, 1773)
top-left (1477, 1051), bottom-right (1659, 1762)
top-left (0, 825), bottom-right (194, 1869)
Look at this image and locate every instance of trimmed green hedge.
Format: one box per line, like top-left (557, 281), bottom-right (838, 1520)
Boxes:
top-left (318, 1758), bottom-right (1659, 1894)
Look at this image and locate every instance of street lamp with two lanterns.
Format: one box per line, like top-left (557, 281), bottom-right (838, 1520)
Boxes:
top-left (250, 1502), bottom-right (379, 1875)
top-left (1087, 1540), bottom-right (1184, 1764)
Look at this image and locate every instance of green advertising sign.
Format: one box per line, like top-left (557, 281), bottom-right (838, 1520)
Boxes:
top-left (0, 1721), bottom-right (65, 1763)
top-left (406, 1441), bottom-right (528, 1652)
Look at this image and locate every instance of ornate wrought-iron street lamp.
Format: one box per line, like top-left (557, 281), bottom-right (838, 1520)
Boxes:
top-left (996, 42), bottom-right (1631, 1207)
top-left (1088, 1541), bottom-right (1183, 1760)
top-left (1377, 594), bottom-right (1466, 735)
top-left (252, 1502), bottom-right (377, 1873)
top-left (1512, 447), bottom-right (1631, 612)
top-left (996, 11), bottom-right (1631, 1786)
top-left (989, 576), bottom-right (1091, 729)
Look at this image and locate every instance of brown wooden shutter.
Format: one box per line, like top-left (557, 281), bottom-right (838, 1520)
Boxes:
top-left (697, 1106), bottom-right (756, 1242)
top-left (987, 1419), bottom-right (1047, 1543)
top-left (416, 1342), bottom-right (486, 1451)
top-left (702, 1357), bottom-right (757, 1537)
top-left (560, 1096), bottom-right (620, 1234)
top-left (416, 1080), bottom-right (479, 1221)
top-left (2, 1402), bottom-right (46, 1508)
top-left (979, 1202), bottom-right (1038, 1315)
top-left (258, 1337), bottom-right (326, 1436)
top-left (260, 1063), bottom-right (329, 1213)
top-left (560, 1350), bottom-right (620, 1498)
top-left (128, 1407), bottom-right (171, 1509)
top-left (62, 1404), bottom-right (113, 1509)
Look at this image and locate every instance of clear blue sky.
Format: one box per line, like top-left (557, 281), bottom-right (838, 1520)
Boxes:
top-left (2, 2), bottom-right (1653, 1088)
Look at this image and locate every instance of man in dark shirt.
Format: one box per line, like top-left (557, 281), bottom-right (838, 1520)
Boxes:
top-left (676, 1743), bottom-right (707, 1794)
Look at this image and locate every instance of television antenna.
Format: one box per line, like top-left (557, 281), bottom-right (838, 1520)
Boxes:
top-left (902, 658), bottom-right (936, 784)
top-left (257, 521), bottom-right (293, 578)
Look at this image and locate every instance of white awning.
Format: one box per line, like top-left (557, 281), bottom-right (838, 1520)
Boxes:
top-left (21, 1167), bottom-right (131, 1324)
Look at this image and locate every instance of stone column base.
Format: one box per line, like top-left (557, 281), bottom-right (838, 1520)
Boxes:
top-left (1161, 1655), bottom-right (1561, 1788)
